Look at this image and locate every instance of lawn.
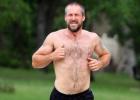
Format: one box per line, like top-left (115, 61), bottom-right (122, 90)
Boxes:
top-left (0, 67), bottom-right (140, 100)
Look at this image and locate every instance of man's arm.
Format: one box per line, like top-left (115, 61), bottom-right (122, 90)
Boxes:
top-left (32, 33), bottom-right (65, 68)
top-left (32, 34), bottom-right (54, 68)
top-left (88, 34), bottom-right (111, 71)
top-left (94, 35), bottom-right (111, 68)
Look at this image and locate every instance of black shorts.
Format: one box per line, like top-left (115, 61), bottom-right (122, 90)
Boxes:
top-left (50, 88), bottom-right (94, 100)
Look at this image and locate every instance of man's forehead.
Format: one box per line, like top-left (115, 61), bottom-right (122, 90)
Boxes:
top-left (66, 5), bottom-right (82, 14)
top-left (67, 5), bottom-right (82, 11)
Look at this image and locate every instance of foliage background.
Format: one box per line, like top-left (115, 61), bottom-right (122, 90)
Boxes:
top-left (0, 0), bottom-right (140, 69)
top-left (0, 0), bottom-right (140, 99)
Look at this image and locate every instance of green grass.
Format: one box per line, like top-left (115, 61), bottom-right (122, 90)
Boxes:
top-left (92, 73), bottom-right (140, 100)
top-left (0, 67), bottom-right (140, 100)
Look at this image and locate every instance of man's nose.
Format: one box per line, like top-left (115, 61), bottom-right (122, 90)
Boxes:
top-left (71, 15), bottom-right (76, 20)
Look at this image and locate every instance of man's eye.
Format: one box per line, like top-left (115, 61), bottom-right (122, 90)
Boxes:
top-left (75, 14), bottom-right (80, 16)
top-left (69, 14), bottom-right (72, 16)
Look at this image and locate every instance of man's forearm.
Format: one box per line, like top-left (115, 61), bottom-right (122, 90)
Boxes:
top-left (99, 52), bottom-right (111, 68)
top-left (32, 53), bottom-right (53, 68)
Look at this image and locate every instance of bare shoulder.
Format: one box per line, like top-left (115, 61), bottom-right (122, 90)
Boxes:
top-left (82, 30), bottom-right (100, 40)
top-left (46, 30), bottom-right (61, 38)
top-left (44, 29), bottom-right (64, 43)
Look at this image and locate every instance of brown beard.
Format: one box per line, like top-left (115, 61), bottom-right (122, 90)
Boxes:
top-left (67, 23), bottom-right (82, 32)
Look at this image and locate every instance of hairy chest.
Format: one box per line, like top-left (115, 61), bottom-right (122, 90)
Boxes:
top-left (53, 36), bottom-right (95, 59)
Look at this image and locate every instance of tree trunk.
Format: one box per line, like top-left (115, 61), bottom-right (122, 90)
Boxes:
top-left (45, 3), bottom-right (55, 35)
top-left (36, 0), bottom-right (57, 47)
top-left (36, 0), bottom-right (47, 47)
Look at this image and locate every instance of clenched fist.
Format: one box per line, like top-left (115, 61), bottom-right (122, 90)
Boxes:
top-left (51, 45), bottom-right (65, 61)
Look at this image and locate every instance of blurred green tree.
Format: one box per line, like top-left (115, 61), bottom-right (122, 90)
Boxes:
top-left (0, 0), bottom-right (33, 68)
top-left (0, 0), bottom-right (140, 69)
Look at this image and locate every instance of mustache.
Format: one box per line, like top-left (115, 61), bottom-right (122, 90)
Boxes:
top-left (69, 20), bottom-right (78, 23)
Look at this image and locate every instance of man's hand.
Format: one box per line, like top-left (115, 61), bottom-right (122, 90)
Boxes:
top-left (87, 57), bottom-right (103, 71)
top-left (51, 45), bottom-right (65, 61)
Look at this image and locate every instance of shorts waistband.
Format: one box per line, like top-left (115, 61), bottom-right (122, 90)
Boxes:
top-left (53, 87), bottom-right (91, 97)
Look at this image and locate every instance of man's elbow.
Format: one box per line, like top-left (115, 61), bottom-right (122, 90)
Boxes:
top-left (32, 61), bottom-right (38, 68)
top-left (32, 55), bottom-right (47, 68)
top-left (32, 58), bottom-right (39, 68)
top-left (32, 60), bottom-right (45, 69)
top-left (32, 55), bottom-right (40, 68)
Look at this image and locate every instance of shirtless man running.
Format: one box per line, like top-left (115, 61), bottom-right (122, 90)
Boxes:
top-left (32, 2), bottom-right (111, 100)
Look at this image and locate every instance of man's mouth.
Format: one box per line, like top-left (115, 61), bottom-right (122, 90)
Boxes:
top-left (70, 21), bottom-right (78, 24)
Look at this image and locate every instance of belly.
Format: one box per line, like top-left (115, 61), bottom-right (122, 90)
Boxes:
top-left (54, 58), bottom-right (91, 94)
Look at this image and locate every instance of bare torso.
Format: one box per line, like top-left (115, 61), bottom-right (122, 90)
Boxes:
top-left (51, 29), bottom-right (96, 94)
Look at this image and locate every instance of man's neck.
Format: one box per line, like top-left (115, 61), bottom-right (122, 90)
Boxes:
top-left (66, 28), bottom-right (82, 38)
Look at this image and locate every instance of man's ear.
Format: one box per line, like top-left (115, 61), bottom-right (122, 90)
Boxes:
top-left (82, 16), bottom-right (85, 21)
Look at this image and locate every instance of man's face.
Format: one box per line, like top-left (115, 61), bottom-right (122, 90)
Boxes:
top-left (65, 5), bottom-right (85, 32)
